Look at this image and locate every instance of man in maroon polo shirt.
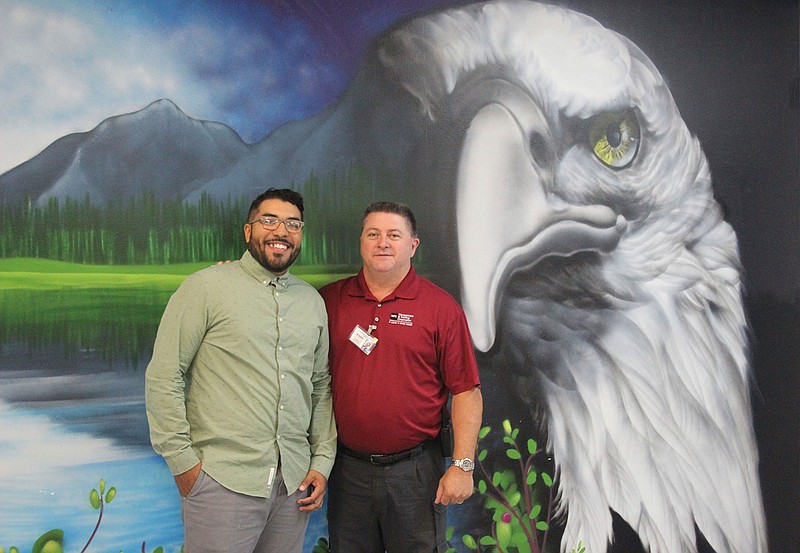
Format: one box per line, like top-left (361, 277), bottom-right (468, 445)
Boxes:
top-left (320, 201), bottom-right (483, 552)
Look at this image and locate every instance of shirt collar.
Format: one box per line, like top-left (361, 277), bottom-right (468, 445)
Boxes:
top-left (350, 266), bottom-right (420, 301)
top-left (240, 250), bottom-right (291, 287)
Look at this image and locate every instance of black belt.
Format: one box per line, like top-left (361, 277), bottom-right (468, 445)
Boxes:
top-left (339, 440), bottom-right (433, 466)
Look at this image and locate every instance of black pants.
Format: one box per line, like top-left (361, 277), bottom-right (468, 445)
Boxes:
top-left (327, 441), bottom-right (447, 553)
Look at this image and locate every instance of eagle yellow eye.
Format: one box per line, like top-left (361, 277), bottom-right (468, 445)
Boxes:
top-left (589, 111), bottom-right (640, 168)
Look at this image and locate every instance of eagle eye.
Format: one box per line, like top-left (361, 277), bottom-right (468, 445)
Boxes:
top-left (588, 110), bottom-right (640, 169)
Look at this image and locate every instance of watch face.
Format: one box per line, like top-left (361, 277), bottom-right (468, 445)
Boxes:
top-left (454, 458), bottom-right (474, 471)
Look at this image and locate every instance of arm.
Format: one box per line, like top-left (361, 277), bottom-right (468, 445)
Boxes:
top-left (435, 386), bottom-right (483, 505)
top-left (297, 303), bottom-right (337, 511)
top-left (144, 275), bottom-right (208, 494)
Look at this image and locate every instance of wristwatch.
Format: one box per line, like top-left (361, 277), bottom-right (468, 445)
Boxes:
top-left (451, 458), bottom-right (475, 472)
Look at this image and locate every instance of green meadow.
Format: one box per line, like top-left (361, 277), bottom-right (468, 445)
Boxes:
top-left (0, 258), bottom-right (356, 368)
top-left (0, 258), bottom-right (355, 290)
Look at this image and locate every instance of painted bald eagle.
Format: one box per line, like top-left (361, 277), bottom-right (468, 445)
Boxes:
top-left (372, 2), bottom-right (768, 553)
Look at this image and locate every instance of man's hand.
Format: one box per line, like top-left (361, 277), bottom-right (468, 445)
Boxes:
top-left (175, 462), bottom-right (203, 497)
top-left (296, 469), bottom-right (328, 512)
top-left (434, 466), bottom-right (474, 505)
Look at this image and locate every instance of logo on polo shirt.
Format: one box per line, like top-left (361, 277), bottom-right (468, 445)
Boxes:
top-left (389, 312), bottom-right (414, 326)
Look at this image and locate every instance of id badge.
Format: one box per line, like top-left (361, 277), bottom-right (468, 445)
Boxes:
top-left (349, 325), bottom-right (378, 355)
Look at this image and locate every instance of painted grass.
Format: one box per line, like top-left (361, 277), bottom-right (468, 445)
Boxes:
top-left (0, 258), bottom-right (356, 291)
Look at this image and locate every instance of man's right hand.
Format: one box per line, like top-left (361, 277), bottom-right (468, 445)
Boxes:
top-left (175, 462), bottom-right (203, 497)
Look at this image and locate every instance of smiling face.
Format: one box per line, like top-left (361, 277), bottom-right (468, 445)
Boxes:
top-left (244, 198), bottom-right (303, 275)
top-left (360, 211), bottom-right (419, 282)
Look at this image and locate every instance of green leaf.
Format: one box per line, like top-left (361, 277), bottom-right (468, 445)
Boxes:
top-left (527, 438), bottom-right (537, 455)
top-left (478, 426), bottom-right (491, 439)
top-left (446, 526), bottom-right (455, 541)
top-left (89, 489), bottom-right (101, 510)
top-left (492, 471), bottom-right (503, 487)
top-left (529, 504), bottom-right (542, 519)
top-left (39, 542), bottom-right (62, 553)
top-left (570, 541), bottom-right (585, 553)
top-left (462, 534), bottom-right (478, 550)
top-left (502, 419), bottom-right (512, 435)
top-left (105, 487), bottom-right (117, 504)
top-left (498, 469), bottom-right (514, 488)
top-left (542, 472), bottom-right (553, 487)
top-left (479, 536), bottom-right (497, 546)
top-left (478, 480), bottom-right (487, 494)
top-left (508, 490), bottom-right (521, 507)
top-left (153, 548), bottom-right (164, 553)
top-left (511, 531), bottom-right (529, 547)
top-left (497, 521), bottom-right (512, 549)
top-left (478, 449), bottom-right (488, 461)
top-left (511, 428), bottom-right (519, 440)
top-left (506, 449), bottom-right (521, 460)
top-left (99, 479), bottom-right (106, 494)
top-left (535, 521), bottom-right (549, 531)
top-left (526, 469), bottom-right (537, 485)
top-left (32, 530), bottom-right (64, 553)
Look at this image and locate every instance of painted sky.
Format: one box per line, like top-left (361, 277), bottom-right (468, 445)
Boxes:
top-left (0, 0), bottom-right (451, 175)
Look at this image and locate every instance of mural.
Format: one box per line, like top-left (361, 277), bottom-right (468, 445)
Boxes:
top-left (0, 1), bottom-right (797, 553)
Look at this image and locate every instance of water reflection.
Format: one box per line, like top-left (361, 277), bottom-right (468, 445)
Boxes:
top-left (0, 287), bottom-right (172, 369)
top-left (0, 397), bottom-right (184, 553)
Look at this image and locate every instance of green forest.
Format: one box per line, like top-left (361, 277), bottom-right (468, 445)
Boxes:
top-left (0, 166), bottom-right (407, 267)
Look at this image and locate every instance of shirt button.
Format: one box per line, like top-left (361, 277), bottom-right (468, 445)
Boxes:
top-left (377, 303), bottom-right (382, 307)
top-left (280, 405), bottom-right (285, 410)
top-left (279, 317), bottom-right (284, 322)
top-left (374, 317), bottom-right (379, 322)
top-left (278, 346), bottom-right (283, 351)
top-left (280, 374), bottom-right (285, 380)
top-left (263, 280), bottom-right (268, 285)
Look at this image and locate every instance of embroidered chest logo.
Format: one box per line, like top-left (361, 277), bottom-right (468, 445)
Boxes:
top-left (388, 312), bottom-right (414, 327)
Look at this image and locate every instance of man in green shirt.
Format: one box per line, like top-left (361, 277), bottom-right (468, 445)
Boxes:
top-left (145, 188), bottom-right (336, 553)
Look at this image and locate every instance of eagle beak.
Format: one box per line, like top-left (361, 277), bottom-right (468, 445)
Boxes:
top-left (457, 100), bottom-right (625, 352)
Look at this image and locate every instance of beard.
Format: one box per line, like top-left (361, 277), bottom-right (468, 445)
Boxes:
top-left (248, 239), bottom-right (301, 274)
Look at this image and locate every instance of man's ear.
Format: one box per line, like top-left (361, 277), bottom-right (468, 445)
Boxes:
top-left (243, 223), bottom-right (252, 243)
top-left (410, 237), bottom-right (420, 257)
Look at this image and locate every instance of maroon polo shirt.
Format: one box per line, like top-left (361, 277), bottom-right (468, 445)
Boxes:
top-left (320, 267), bottom-right (480, 454)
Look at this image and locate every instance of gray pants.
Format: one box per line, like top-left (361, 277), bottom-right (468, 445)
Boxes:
top-left (181, 469), bottom-right (310, 553)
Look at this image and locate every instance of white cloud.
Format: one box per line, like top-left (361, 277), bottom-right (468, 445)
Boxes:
top-left (0, 2), bottom-right (184, 173)
top-left (0, 0), bottom-right (344, 175)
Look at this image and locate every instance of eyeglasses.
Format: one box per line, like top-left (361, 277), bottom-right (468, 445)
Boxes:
top-left (248, 217), bottom-right (305, 233)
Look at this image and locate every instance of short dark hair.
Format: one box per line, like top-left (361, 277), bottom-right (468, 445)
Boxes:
top-left (248, 188), bottom-right (304, 221)
top-left (363, 201), bottom-right (417, 237)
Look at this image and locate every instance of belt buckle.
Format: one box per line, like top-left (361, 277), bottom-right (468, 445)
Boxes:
top-left (369, 454), bottom-right (386, 465)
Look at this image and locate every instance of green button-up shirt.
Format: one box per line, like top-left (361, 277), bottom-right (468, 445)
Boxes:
top-left (145, 250), bottom-right (336, 498)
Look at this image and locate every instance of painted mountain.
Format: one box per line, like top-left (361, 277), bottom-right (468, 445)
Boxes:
top-left (0, 32), bottom-right (438, 209)
top-left (0, 99), bottom-right (252, 205)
